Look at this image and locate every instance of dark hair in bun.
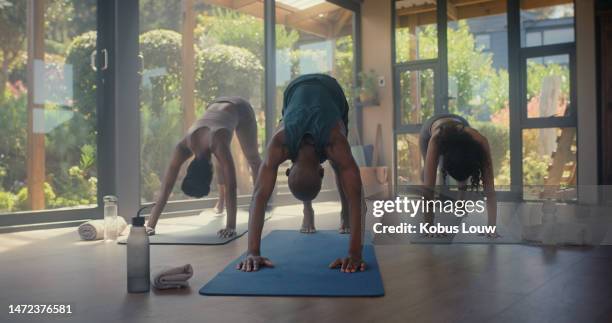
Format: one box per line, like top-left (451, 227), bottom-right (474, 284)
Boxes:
top-left (181, 156), bottom-right (213, 198)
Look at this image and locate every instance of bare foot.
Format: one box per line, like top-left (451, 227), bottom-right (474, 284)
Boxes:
top-left (214, 199), bottom-right (225, 215)
top-left (338, 214), bottom-right (350, 234)
top-left (300, 204), bottom-right (316, 233)
top-left (300, 225), bottom-right (316, 233)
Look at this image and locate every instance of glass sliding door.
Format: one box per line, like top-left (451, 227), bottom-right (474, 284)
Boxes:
top-left (0, 0), bottom-right (98, 215)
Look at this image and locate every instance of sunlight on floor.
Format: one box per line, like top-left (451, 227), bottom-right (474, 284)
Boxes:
top-left (0, 201), bottom-right (342, 254)
top-left (0, 227), bottom-right (74, 253)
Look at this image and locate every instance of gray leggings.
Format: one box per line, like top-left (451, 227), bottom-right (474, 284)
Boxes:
top-left (214, 100), bottom-right (262, 186)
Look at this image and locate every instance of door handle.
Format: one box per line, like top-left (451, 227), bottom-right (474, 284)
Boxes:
top-left (90, 49), bottom-right (108, 71)
top-left (138, 54), bottom-right (144, 75)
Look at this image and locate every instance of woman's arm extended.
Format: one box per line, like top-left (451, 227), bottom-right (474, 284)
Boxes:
top-left (423, 134), bottom-right (441, 225)
top-left (237, 132), bottom-right (287, 272)
top-left (479, 136), bottom-right (497, 229)
top-left (213, 137), bottom-right (238, 238)
top-left (146, 139), bottom-right (192, 230)
top-left (326, 129), bottom-right (366, 273)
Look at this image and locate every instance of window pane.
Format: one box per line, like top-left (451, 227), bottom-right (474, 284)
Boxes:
top-left (447, 0), bottom-right (510, 188)
top-left (526, 31), bottom-right (542, 47)
top-left (521, 0), bottom-right (574, 47)
top-left (398, 68), bottom-right (434, 125)
top-left (396, 133), bottom-right (423, 185)
top-left (0, 0), bottom-right (98, 214)
top-left (526, 54), bottom-right (570, 118)
top-left (139, 1), bottom-right (265, 203)
top-left (543, 27), bottom-right (573, 45)
top-left (275, 1), bottom-right (356, 139)
top-left (522, 128), bottom-right (576, 200)
top-left (394, 0), bottom-right (437, 62)
top-left (474, 34), bottom-right (491, 51)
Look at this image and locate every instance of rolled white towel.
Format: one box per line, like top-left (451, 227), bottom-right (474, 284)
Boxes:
top-left (153, 264), bottom-right (194, 290)
top-left (78, 217), bottom-right (128, 241)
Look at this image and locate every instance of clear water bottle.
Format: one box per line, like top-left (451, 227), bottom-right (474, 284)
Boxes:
top-left (103, 195), bottom-right (118, 241)
top-left (127, 206), bottom-right (151, 293)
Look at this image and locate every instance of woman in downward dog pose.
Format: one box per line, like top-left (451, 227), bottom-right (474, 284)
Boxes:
top-left (419, 114), bottom-right (498, 238)
top-left (236, 74), bottom-right (367, 273)
top-left (146, 97), bottom-right (262, 238)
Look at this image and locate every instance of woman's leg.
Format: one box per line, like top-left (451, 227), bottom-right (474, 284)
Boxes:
top-left (301, 200), bottom-right (316, 233)
top-left (235, 106), bottom-right (262, 185)
top-left (330, 161), bottom-right (350, 233)
top-left (214, 157), bottom-right (225, 214)
top-left (215, 185), bottom-right (225, 214)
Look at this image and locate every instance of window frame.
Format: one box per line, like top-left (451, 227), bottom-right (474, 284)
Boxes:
top-left (518, 44), bottom-right (577, 128)
top-left (514, 0), bottom-right (577, 200)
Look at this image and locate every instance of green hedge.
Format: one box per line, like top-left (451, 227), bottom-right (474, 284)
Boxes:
top-left (196, 44), bottom-right (263, 106)
top-left (140, 29), bottom-right (182, 74)
top-left (65, 31), bottom-right (97, 122)
top-left (139, 29), bottom-right (182, 116)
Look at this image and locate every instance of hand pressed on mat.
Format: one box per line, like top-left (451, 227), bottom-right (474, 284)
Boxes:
top-left (235, 254), bottom-right (366, 273)
top-left (329, 255), bottom-right (366, 273)
top-left (218, 227), bottom-right (237, 238)
top-left (236, 254), bottom-right (274, 272)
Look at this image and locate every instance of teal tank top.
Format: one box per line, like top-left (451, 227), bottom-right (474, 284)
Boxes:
top-left (281, 74), bottom-right (348, 162)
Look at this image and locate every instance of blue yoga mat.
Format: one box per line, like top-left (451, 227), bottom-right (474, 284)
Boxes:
top-left (200, 230), bottom-right (384, 297)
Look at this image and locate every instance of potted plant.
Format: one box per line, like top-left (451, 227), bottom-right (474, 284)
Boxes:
top-left (358, 69), bottom-right (379, 106)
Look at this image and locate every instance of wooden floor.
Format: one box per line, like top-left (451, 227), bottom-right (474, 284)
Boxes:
top-left (1, 201), bottom-right (611, 323)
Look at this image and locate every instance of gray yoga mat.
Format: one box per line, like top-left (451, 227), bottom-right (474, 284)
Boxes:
top-left (118, 209), bottom-right (271, 245)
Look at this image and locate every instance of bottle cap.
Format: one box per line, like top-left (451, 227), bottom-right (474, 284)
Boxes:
top-left (103, 195), bottom-right (117, 203)
top-left (133, 204), bottom-right (154, 227)
top-left (132, 216), bottom-right (145, 226)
